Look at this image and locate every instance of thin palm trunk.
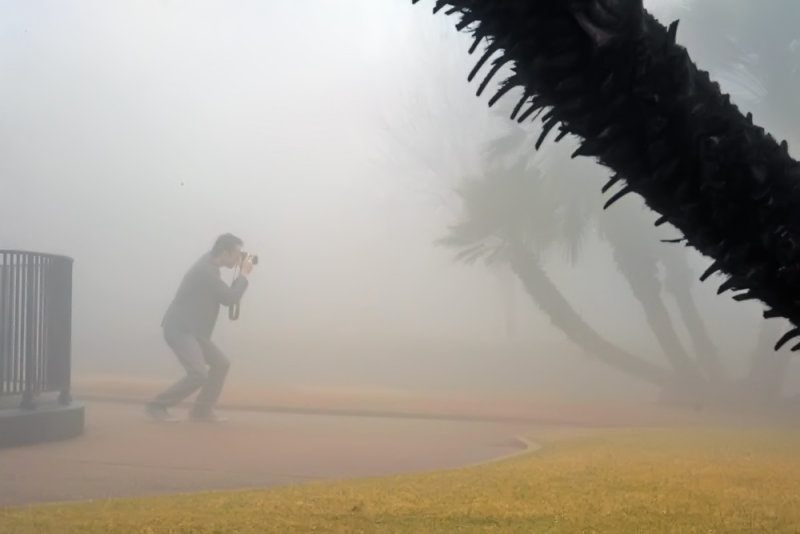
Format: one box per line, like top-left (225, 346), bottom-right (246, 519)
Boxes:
top-left (614, 249), bottom-right (700, 381)
top-left (659, 246), bottom-right (723, 380)
top-left (599, 207), bottom-right (704, 385)
top-left (670, 287), bottom-right (724, 380)
top-left (508, 245), bottom-right (673, 387)
top-left (498, 267), bottom-right (517, 339)
top-left (745, 320), bottom-right (792, 402)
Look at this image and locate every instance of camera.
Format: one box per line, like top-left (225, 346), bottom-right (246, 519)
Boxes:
top-left (241, 251), bottom-right (259, 265)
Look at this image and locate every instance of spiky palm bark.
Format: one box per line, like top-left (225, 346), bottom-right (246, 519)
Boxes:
top-left (413, 0), bottom-right (800, 353)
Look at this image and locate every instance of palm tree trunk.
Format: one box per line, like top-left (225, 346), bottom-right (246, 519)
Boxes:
top-left (666, 286), bottom-right (724, 380)
top-left (660, 247), bottom-right (723, 380)
top-left (508, 245), bottom-right (673, 387)
top-left (745, 320), bottom-right (792, 403)
top-left (497, 266), bottom-right (517, 339)
top-left (604, 234), bottom-right (704, 385)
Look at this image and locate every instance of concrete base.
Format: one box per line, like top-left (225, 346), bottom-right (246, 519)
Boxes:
top-left (0, 402), bottom-right (85, 448)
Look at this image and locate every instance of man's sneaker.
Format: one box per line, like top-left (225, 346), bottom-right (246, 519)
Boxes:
top-left (145, 403), bottom-right (179, 423)
top-left (188, 410), bottom-right (227, 423)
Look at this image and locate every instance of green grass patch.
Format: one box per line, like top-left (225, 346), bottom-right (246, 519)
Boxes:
top-left (4, 426), bottom-right (800, 533)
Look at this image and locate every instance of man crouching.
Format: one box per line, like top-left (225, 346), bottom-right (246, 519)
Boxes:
top-left (146, 233), bottom-right (254, 422)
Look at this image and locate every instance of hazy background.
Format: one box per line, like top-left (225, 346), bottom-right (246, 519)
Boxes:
top-left (2, 0), bottom-right (798, 403)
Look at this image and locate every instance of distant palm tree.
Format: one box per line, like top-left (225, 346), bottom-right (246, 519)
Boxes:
top-left (439, 158), bottom-right (674, 387)
top-left (474, 118), bottom-right (718, 385)
top-left (599, 202), bottom-right (710, 383)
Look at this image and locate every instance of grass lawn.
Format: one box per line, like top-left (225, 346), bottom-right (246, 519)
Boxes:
top-left (3, 425), bottom-right (800, 533)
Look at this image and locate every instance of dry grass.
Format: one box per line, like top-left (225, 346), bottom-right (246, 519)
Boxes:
top-left (3, 425), bottom-right (800, 533)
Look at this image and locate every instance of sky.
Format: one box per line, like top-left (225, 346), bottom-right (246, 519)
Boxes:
top-left (1, 0), bottom-right (797, 400)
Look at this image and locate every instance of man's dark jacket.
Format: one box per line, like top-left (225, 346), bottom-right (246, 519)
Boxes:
top-left (161, 253), bottom-right (248, 339)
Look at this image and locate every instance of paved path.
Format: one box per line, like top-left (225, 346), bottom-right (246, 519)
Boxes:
top-left (0, 402), bottom-right (531, 507)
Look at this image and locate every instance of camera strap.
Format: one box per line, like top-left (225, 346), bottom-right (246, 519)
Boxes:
top-left (228, 264), bottom-right (241, 321)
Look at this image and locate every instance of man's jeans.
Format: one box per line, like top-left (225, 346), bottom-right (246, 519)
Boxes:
top-left (152, 328), bottom-right (230, 414)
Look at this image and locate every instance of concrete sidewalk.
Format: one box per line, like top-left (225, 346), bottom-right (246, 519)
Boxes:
top-left (0, 401), bottom-right (531, 507)
top-left (71, 374), bottom-right (688, 426)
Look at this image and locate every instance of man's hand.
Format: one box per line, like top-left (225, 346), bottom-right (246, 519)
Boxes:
top-left (240, 255), bottom-right (255, 276)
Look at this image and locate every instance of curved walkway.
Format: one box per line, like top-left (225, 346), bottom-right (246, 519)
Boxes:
top-left (0, 401), bottom-right (533, 507)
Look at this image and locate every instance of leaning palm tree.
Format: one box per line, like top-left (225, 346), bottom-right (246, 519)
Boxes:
top-left (439, 159), bottom-right (675, 388)
top-left (481, 118), bottom-right (717, 385)
top-left (599, 201), bottom-right (708, 384)
top-left (675, 0), bottom-right (800, 398)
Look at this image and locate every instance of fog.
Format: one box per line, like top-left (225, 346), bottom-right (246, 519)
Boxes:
top-left (2, 0), bottom-right (798, 406)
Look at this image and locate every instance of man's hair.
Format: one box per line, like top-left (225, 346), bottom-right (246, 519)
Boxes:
top-left (211, 233), bottom-right (243, 257)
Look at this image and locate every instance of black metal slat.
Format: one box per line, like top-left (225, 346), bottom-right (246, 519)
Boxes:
top-left (18, 253), bottom-right (25, 395)
top-left (29, 256), bottom-right (37, 397)
top-left (33, 257), bottom-right (40, 391)
top-left (4, 252), bottom-right (10, 395)
top-left (4, 252), bottom-right (11, 395)
top-left (34, 256), bottom-right (43, 392)
top-left (45, 258), bottom-right (56, 391)
top-left (38, 257), bottom-right (47, 391)
top-left (0, 253), bottom-right (7, 394)
top-left (38, 257), bottom-right (45, 391)
top-left (62, 258), bottom-right (73, 403)
top-left (7, 253), bottom-right (13, 394)
top-left (13, 253), bottom-right (20, 394)
top-left (45, 257), bottom-right (62, 393)
top-left (22, 254), bottom-right (34, 407)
